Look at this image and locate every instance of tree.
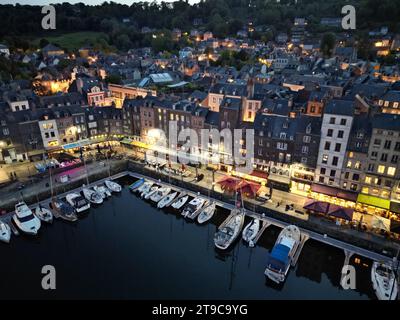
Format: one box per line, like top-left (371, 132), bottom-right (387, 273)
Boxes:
top-left (40, 38), bottom-right (49, 48)
top-left (320, 33), bottom-right (336, 58)
top-left (105, 74), bottom-right (122, 84)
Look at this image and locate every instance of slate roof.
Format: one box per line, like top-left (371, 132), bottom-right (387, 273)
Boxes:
top-left (325, 99), bottom-right (355, 116)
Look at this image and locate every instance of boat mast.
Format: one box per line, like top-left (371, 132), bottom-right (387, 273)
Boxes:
top-left (389, 246), bottom-right (400, 299)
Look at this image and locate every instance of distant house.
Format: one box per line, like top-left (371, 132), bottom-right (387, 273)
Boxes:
top-left (42, 44), bottom-right (64, 58)
top-left (320, 17), bottom-right (342, 28)
top-left (276, 33), bottom-right (288, 44)
top-left (193, 18), bottom-right (203, 26)
top-left (0, 44), bottom-right (10, 57)
top-left (237, 30), bottom-right (248, 38)
top-left (203, 32), bottom-right (213, 41)
top-left (179, 47), bottom-right (193, 60)
top-left (172, 28), bottom-right (182, 41)
top-left (334, 47), bottom-right (358, 63)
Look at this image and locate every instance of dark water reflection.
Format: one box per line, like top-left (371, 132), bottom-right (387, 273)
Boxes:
top-left (0, 176), bottom-right (375, 299)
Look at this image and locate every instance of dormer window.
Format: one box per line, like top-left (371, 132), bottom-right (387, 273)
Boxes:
top-left (283, 121), bottom-right (289, 129)
top-left (306, 123), bottom-right (312, 134)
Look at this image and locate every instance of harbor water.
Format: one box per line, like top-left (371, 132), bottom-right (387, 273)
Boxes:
top-left (0, 176), bottom-right (375, 299)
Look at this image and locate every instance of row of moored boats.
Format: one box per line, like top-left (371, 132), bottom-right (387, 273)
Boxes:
top-left (129, 178), bottom-right (218, 225)
top-left (0, 179), bottom-right (122, 243)
top-left (130, 177), bottom-right (399, 300)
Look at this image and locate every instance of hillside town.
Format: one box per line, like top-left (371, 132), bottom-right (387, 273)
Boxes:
top-left (1, 16), bottom-right (400, 242)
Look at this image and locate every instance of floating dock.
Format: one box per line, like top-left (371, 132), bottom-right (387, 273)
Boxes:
top-left (128, 171), bottom-right (395, 265)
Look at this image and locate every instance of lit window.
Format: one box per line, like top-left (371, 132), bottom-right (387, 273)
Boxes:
top-left (388, 167), bottom-right (396, 176)
top-left (346, 161), bottom-right (352, 168)
top-left (365, 176), bottom-right (372, 184)
top-left (377, 165), bottom-right (385, 174)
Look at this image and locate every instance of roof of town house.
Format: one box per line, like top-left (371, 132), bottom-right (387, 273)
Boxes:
top-left (347, 114), bottom-right (372, 153)
top-left (345, 83), bottom-right (389, 99)
top-left (381, 90), bottom-right (400, 102)
top-left (261, 98), bottom-right (290, 116)
top-left (309, 88), bottom-right (329, 101)
top-left (220, 96), bottom-right (241, 111)
top-left (294, 114), bottom-right (322, 135)
top-left (38, 92), bottom-right (85, 108)
top-left (209, 82), bottom-right (247, 96)
top-left (372, 113), bottom-right (400, 131)
top-left (192, 106), bottom-right (209, 117)
top-left (254, 113), bottom-right (297, 140)
top-left (204, 110), bottom-right (219, 126)
top-left (188, 90), bottom-right (207, 102)
top-left (42, 44), bottom-right (64, 53)
top-left (324, 99), bottom-right (355, 116)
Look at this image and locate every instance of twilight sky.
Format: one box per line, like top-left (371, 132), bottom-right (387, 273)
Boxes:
top-left (0, 0), bottom-right (199, 5)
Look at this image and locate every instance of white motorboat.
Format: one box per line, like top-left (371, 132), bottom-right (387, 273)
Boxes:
top-left (82, 185), bottom-right (103, 204)
top-left (242, 218), bottom-right (261, 246)
top-left (93, 184), bottom-right (111, 198)
top-left (51, 198), bottom-right (78, 222)
top-left (144, 186), bottom-right (159, 200)
top-left (13, 202), bottom-right (41, 235)
top-left (0, 221), bottom-right (11, 243)
top-left (182, 197), bottom-right (207, 219)
top-left (214, 209), bottom-right (245, 250)
top-left (104, 179), bottom-right (122, 193)
top-left (139, 182), bottom-right (153, 197)
top-left (371, 261), bottom-right (398, 300)
top-left (34, 205), bottom-right (53, 224)
top-left (264, 225), bottom-right (301, 283)
top-left (150, 187), bottom-right (171, 203)
top-left (157, 192), bottom-right (178, 209)
top-left (66, 192), bottom-right (91, 213)
top-left (171, 194), bottom-right (189, 210)
top-left (197, 202), bottom-right (217, 224)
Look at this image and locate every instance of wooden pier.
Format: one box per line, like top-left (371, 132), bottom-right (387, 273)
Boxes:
top-left (219, 211), bottom-right (235, 230)
top-left (129, 171), bottom-right (396, 265)
top-left (252, 220), bottom-right (271, 244)
top-left (8, 220), bottom-right (19, 236)
top-left (291, 233), bottom-right (310, 267)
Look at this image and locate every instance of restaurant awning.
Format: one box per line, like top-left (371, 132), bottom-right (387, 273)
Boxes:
top-left (327, 205), bottom-right (354, 221)
top-left (311, 183), bottom-right (358, 202)
top-left (303, 199), bottom-right (330, 214)
top-left (357, 194), bottom-right (391, 210)
top-left (250, 170), bottom-right (268, 180)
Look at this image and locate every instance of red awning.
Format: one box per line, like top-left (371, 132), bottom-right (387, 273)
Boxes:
top-left (235, 180), bottom-right (261, 198)
top-left (250, 170), bottom-right (268, 180)
top-left (310, 183), bottom-right (358, 202)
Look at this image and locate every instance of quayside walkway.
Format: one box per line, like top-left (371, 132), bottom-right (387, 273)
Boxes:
top-left (128, 171), bottom-right (396, 266)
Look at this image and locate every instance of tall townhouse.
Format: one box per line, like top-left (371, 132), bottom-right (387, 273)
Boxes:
top-left (291, 114), bottom-right (322, 195)
top-left (341, 114), bottom-right (372, 193)
top-left (361, 114), bottom-right (400, 203)
top-left (315, 100), bottom-right (355, 187)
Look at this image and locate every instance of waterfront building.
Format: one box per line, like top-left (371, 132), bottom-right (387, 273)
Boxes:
top-left (315, 100), bottom-right (355, 188)
top-left (360, 114), bottom-right (400, 209)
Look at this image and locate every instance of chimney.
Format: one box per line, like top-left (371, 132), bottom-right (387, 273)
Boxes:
top-left (247, 77), bottom-right (255, 99)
